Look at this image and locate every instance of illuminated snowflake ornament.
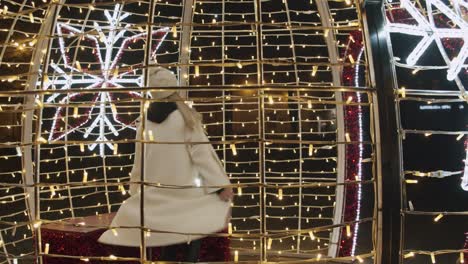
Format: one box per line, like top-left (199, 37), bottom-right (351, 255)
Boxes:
top-left (462, 139), bottom-right (468, 191)
top-left (386, 0), bottom-right (467, 86)
top-left (44, 4), bottom-right (169, 156)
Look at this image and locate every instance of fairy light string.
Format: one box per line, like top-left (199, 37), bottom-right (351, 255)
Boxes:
top-left (386, 0), bottom-right (468, 262)
top-left (0, 0), bottom-right (385, 262)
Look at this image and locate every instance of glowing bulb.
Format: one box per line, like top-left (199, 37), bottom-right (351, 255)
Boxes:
top-left (345, 133), bottom-right (351, 142)
top-left (110, 103), bottom-right (117, 114)
top-left (35, 99), bottom-right (43, 108)
top-left (308, 231), bottom-right (315, 240)
top-left (16, 147), bottom-right (22, 156)
top-left (75, 60), bottom-right (82, 71)
top-left (73, 107), bottom-right (79, 118)
top-left (323, 29), bottom-right (329, 37)
top-left (400, 87), bottom-right (406, 98)
top-left (433, 214), bottom-right (443, 222)
top-left (33, 221), bottom-right (42, 229)
top-left (37, 137), bottom-right (48, 144)
top-left (83, 171), bottom-right (88, 183)
top-left (312, 66), bottom-right (318, 77)
top-left (308, 144), bottom-right (314, 156)
top-left (230, 144), bottom-right (237, 156)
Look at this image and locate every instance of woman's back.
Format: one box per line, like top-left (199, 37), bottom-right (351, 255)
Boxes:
top-left (143, 110), bottom-right (196, 189)
top-left (98, 67), bottom-right (231, 248)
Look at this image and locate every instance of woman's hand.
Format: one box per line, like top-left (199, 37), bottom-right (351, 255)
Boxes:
top-left (218, 188), bottom-right (234, 202)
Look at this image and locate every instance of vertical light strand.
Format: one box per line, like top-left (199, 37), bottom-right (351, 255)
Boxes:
top-left (140, 0), bottom-right (157, 261)
top-left (351, 47), bottom-right (365, 256)
top-left (254, 0), bottom-right (266, 260)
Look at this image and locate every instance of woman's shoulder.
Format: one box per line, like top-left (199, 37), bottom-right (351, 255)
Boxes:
top-left (155, 110), bottom-right (185, 131)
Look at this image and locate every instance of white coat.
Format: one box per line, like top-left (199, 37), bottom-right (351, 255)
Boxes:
top-left (98, 110), bottom-right (231, 247)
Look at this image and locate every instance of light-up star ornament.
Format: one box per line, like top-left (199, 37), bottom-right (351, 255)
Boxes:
top-left (43, 4), bottom-right (168, 156)
top-left (386, 0), bottom-right (467, 85)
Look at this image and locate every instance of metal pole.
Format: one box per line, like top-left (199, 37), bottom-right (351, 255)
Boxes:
top-left (178, 0), bottom-right (195, 92)
top-left (22, 0), bottom-right (64, 224)
top-left (221, 0), bottom-right (227, 185)
top-left (362, 1), bottom-right (401, 263)
top-left (22, 1), bottom-right (63, 263)
top-left (315, 0), bottom-right (346, 257)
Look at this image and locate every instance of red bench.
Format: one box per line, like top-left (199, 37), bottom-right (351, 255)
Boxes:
top-left (41, 213), bottom-right (230, 263)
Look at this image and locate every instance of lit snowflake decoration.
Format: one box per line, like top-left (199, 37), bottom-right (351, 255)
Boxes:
top-left (462, 139), bottom-right (468, 191)
top-left (44, 4), bottom-right (168, 156)
top-left (386, 0), bottom-right (467, 86)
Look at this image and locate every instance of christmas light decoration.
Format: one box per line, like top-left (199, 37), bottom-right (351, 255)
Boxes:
top-left (340, 30), bottom-right (366, 257)
top-left (44, 4), bottom-right (169, 156)
top-left (462, 139), bottom-right (468, 191)
top-left (386, 0), bottom-right (468, 85)
top-left (0, 0), bottom-right (378, 263)
top-left (386, 0), bottom-right (468, 261)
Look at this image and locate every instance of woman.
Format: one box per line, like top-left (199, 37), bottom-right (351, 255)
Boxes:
top-left (98, 67), bottom-right (233, 262)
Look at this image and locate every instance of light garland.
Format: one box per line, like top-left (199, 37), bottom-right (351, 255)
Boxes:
top-left (339, 30), bottom-right (366, 257)
top-left (0, 0), bottom-right (379, 262)
top-left (386, 0), bottom-right (468, 262)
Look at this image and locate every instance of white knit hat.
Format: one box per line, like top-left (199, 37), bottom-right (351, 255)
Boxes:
top-left (147, 67), bottom-right (178, 99)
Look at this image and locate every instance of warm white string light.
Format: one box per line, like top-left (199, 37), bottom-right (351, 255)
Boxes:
top-left (0, 0), bottom-right (378, 261)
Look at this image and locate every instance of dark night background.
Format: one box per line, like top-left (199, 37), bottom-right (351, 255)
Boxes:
top-left (390, 24), bottom-right (467, 262)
